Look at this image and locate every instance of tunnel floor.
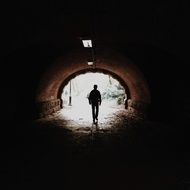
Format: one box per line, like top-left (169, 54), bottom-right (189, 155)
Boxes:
top-left (2, 110), bottom-right (187, 189)
top-left (37, 103), bottom-right (128, 133)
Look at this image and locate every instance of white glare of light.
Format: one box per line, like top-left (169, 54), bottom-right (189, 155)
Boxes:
top-left (82, 40), bottom-right (92, 47)
top-left (87, 61), bottom-right (93, 65)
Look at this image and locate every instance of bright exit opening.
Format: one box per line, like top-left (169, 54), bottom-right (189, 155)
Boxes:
top-left (60, 73), bottom-right (127, 126)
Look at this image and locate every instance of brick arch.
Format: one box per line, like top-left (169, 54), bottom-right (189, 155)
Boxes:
top-left (36, 48), bottom-right (151, 117)
top-left (57, 68), bottom-right (131, 105)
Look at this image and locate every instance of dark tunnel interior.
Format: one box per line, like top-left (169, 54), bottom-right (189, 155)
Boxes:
top-left (1, 1), bottom-right (190, 189)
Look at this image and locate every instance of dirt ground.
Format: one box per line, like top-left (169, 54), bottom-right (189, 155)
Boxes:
top-left (2, 107), bottom-right (187, 189)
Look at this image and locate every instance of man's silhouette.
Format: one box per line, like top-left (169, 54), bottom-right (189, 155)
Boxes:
top-left (88, 84), bottom-right (101, 124)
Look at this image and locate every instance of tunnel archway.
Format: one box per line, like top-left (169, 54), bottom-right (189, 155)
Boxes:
top-left (58, 68), bottom-right (130, 109)
top-left (36, 48), bottom-right (151, 117)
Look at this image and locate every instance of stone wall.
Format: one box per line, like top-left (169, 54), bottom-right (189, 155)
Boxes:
top-left (127, 99), bottom-right (149, 118)
top-left (37, 99), bottom-right (61, 118)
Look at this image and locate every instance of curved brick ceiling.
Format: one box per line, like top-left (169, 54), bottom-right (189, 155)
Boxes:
top-left (36, 48), bottom-right (151, 107)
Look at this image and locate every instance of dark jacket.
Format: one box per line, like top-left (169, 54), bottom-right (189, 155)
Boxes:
top-left (89, 89), bottom-right (101, 105)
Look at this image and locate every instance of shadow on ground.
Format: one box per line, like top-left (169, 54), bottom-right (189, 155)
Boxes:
top-left (1, 113), bottom-right (189, 190)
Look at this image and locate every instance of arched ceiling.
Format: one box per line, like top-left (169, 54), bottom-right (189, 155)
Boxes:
top-left (2, 0), bottom-right (188, 121)
top-left (36, 48), bottom-right (151, 105)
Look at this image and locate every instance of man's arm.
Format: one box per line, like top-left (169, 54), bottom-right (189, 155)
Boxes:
top-left (88, 92), bottom-right (92, 104)
top-left (99, 92), bottom-right (101, 105)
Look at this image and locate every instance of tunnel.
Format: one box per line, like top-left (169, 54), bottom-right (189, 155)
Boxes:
top-left (36, 48), bottom-right (151, 119)
top-left (1, 1), bottom-right (189, 189)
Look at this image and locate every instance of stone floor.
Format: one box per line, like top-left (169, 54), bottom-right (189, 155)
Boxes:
top-left (1, 107), bottom-right (189, 190)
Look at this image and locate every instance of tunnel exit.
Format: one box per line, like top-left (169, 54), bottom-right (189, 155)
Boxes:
top-left (60, 72), bottom-right (127, 126)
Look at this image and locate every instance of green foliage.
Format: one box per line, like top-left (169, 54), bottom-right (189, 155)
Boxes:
top-left (102, 83), bottom-right (125, 104)
top-left (117, 94), bottom-right (125, 105)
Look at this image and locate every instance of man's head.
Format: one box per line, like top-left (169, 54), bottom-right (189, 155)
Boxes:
top-left (93, 84), bottom-right (98, 90)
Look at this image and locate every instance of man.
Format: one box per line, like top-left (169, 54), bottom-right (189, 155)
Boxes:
top-left (88, 84), bottom-right (101, 124)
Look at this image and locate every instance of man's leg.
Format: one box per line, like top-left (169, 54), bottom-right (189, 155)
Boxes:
top-left (95, 104), bottom-right (99, 120)
top-left (92, 104), bottom-right (96, 123)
